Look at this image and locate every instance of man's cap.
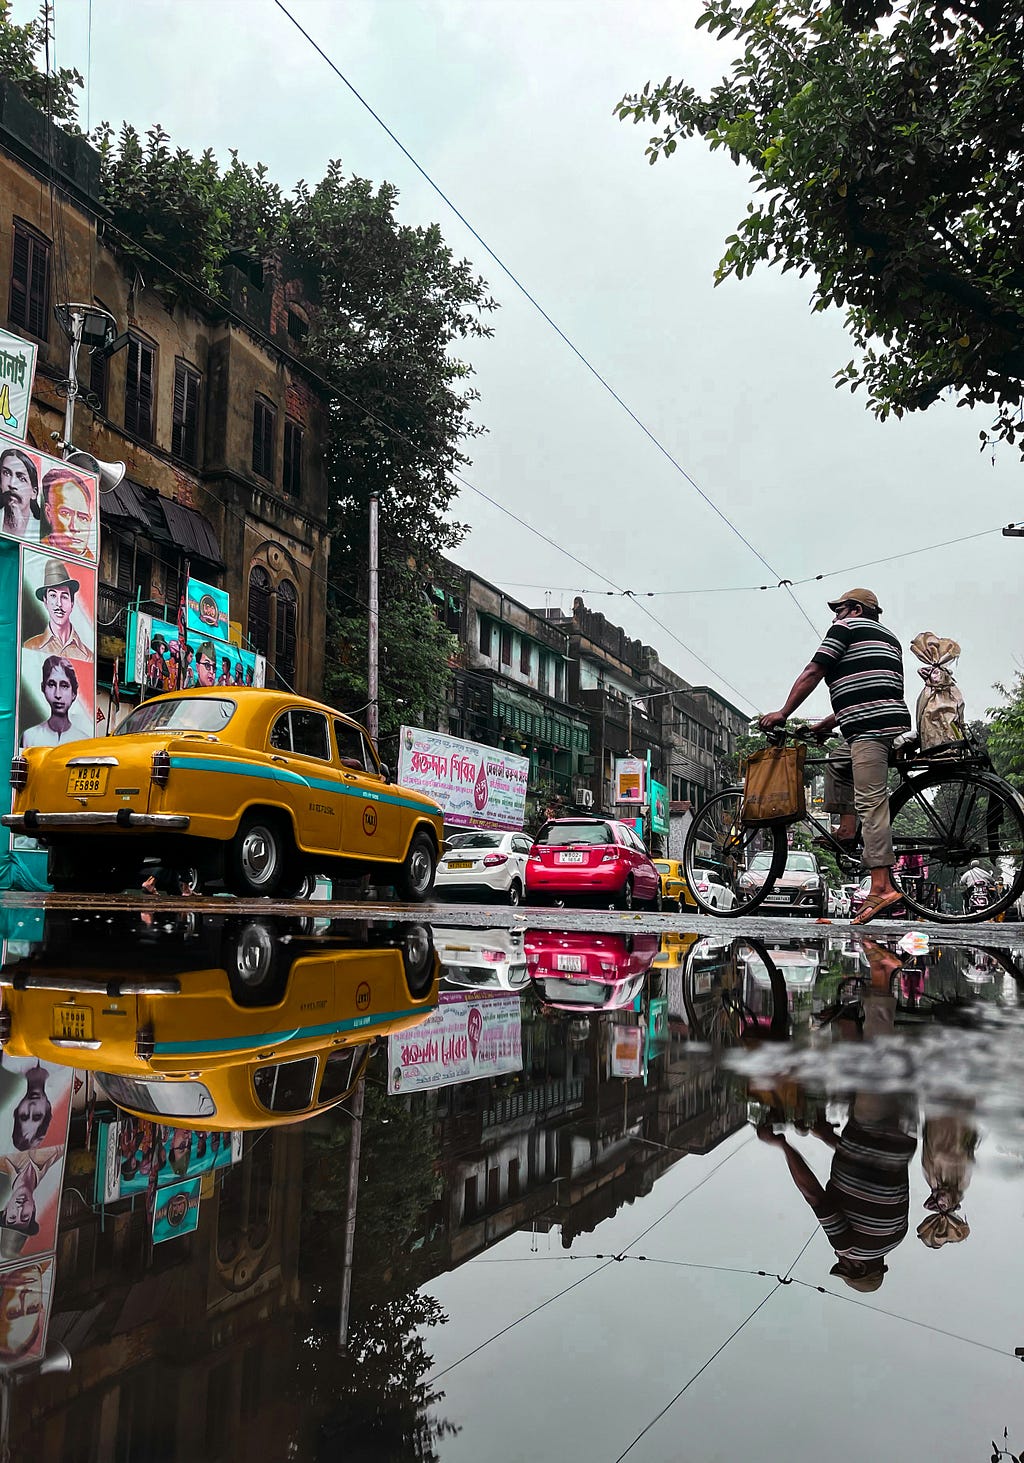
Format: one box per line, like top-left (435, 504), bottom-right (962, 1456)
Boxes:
top-left (827, 587), bottom-right (881, 614)
top-left (150, 636), bottom-right (168, 652)
top-left (34, 559), bottom-right (80, 602)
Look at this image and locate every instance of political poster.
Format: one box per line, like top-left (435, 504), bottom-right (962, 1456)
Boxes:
top-left (387, 991), bottom-right (523, 1094)
top-left (95, 1118), bottom-right (241, 1206)
top-left (125, 609), bottom-right (265, 694)
top-left (0, 326), bottom-right (38, 443)
top-left (186, 576), bottom-right (229, 642)
top-left (397, 726), bottom-right (529, 830)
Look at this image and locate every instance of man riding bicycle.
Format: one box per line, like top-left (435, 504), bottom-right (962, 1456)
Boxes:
top-left (759, 588), bottom-right (911, 925)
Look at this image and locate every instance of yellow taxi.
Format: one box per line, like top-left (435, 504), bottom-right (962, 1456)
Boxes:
top-left (652, 931), bottom-right (698, 970)
top-left (653, 859), bottom-right (696, 912)
top-left (3, 688), bottom-right (444, 898)
top-left (0, 913), bottom-right (439, 1129)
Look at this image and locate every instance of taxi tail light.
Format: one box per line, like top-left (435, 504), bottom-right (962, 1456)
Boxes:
top-left (9, 756), bottom-right (27, 790)
top-left (150, 750), bottom-right (170, 787)
top-left (482, 853), bottom-right (508, 867)
top-left (136, 1025), bottom-right (154, 1059)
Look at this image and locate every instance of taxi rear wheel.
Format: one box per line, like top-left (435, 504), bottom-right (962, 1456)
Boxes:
top-left (227, 814), bottom-right (293, 897)
top-left (395, 831), bottom-right (437, 902)
top-left (401, 924), bottom-right (436, 997)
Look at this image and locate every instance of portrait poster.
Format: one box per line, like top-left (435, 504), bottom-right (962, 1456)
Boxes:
top-left (152, 1177), bottom-right (201, 1244)
top-left (0, 443), bottom-right (41, 544)
top-left (95, 1118), bottom-right (241, 1206)
top-left (0, 1055), bottom-right (73, 1265)
top-left (0, 444), bottom-right (98, 560)
top-left (0, 326), bottom-right (38, 443)
top-left (0, 1256), bottom-right (55, 1369)
top-left (19, 549), bottom-right (96, 752)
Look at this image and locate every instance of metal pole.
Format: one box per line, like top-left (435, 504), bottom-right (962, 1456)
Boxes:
top-left (367, 491), bottom-right (379, 742)
top-left (61, 308), bottom-right (85, 458)
top-left (338, 1076), bottom-right (365, 1352)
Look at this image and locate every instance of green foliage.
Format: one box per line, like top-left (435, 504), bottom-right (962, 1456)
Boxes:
top-left (0, 1), bottom-right (82, 127)
top-left (988, 675), bottom-right (1024, 790)
top-left (617, 2), bottom-right (1024, 454)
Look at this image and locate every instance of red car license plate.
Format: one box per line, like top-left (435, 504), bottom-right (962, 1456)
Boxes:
top-left (557, 851), bottom-right (585, 863)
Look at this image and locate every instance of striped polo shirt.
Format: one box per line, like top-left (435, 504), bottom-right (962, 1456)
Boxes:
top-left (813, 1119), bottom-right (916, 1264)
top-left (811, 618), bottom-right (911, 742)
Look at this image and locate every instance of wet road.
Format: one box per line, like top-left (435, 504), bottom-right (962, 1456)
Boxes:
top-left (0, 900), bottom-right (1022, 1460)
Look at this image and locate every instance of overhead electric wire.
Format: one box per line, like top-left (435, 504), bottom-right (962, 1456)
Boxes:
top-left (270, 0), bottom-right (822, 642)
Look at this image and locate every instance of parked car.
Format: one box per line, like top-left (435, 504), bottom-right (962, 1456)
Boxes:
top-left (435, 830), bottom-right (533, 904)
top-left (2, 688), bottom-right (444, 899)
top-left (741, 850), bottom-right (826, 917)
top-left (688, 866), bottom-right (737, 911)
top-left (0, 915), bottom-right (440, 1129)
top-left (433, 928), bottom-right (530, 990)
top-left (524, 930), bottom-right (659, 1010)
top-left (653, 858), bottom-right (696, 912)
top-left (525, 818), bottom-right (662, 909)
top-left (828, 886), bottom-right (852, 918)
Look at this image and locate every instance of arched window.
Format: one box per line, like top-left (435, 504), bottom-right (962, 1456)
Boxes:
top-left (247, 566), bottom-right (271, 656)
top-left (276, 580), bottom-right (297, 688)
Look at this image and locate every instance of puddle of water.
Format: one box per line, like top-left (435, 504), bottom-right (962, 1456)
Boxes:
top-left (0, 907), bottom-right (1021, 1460)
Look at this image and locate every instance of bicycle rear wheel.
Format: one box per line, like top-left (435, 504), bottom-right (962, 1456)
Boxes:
top-left (682, 789), bottom-right (786, 917)
top-left (889, 768), bottom-right (1024, 923)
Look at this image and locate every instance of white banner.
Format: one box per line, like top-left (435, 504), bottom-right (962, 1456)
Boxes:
top-left (397, 725), bottom-right (529, 830)
top-left (387, 991), bottom-right (523, 1093)
top-left (0, 326), bottom-right (38, 443)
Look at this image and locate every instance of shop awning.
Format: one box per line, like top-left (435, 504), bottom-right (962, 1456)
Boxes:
top-left (493, 685), bottom-right (589, 752)
top-left (101, 480), bottom-right (223, 567)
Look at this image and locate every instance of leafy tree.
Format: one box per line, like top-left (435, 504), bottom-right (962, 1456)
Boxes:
top-left (617, 2), bottom-right (1024, 454)
top-left (0, 1), bottom-right (81, 127)
top-left (988, 675), bottom-right (1024, 789)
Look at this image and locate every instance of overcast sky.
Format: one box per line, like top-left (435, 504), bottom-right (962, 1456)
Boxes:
top-left (34, 0), bottom-right (1024, 720)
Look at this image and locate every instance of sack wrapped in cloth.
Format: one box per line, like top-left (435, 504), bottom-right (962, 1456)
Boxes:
top-left (910, 632), bottom-right (966, 751)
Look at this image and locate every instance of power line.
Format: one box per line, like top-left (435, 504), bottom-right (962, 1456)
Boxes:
top-left (270, 0), bottom-right (821, 642)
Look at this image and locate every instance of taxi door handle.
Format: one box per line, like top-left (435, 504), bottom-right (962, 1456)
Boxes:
top-left (344, 772), bottom-right (359, 781)
top-left (271, 755), bottom-right (289, 765)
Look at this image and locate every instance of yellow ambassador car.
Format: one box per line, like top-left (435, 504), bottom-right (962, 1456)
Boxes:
top-left (653, 859), bottom-right (696, 913)
top-left (3, 688), bottom-right (444, 898)
top-left (0, 913), bottom-right (440, 1129)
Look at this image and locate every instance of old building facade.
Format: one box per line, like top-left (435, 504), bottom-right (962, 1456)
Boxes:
top-left (0, 77), bottom-right (330, 707)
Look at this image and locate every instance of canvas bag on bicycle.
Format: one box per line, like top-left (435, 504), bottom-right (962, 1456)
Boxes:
top-left (742, 743), bottom-right (807, 825)
top-left (910, 632), bottom-right (966, 751)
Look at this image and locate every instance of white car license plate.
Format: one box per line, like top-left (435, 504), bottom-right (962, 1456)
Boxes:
top-left (555, 954), bottom-right (584, 973)
top-left (557, 851), bottom-right (585, 863)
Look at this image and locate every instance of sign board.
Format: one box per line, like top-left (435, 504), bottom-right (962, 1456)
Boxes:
top-left (186, 576), bottom-right (230, 641)
top-left (397, 726), bottom-right (529, 830)
top-left (610, 1024), bottom-right (644, 1079)
top-left (125, 609), bottom-right (265, 693)
top-left (649, 778), bottom-right (669, 835)
top-left (387, 991), bottom-right (523, 1093)
top-left (152, 1177), bottom-right (202, 1244)
top-left (0, 326), bottom-right (38, 442)
top-left (614, 756), bottom-right (645, 805)
top-left (95, 1118), bottom-right (242, 1206)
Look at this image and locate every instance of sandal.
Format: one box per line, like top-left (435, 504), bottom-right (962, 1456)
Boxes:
top-left (851, 890), bottom-right (903, 925)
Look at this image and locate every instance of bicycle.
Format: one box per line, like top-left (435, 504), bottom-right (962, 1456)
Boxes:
top-left (682, 725), bottom-right (1024, 925)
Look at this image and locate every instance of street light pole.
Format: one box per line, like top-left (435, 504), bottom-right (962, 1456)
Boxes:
top-left (60, 307), bottom-right (85, 459)
top-left (367, 490), bottom-right (379, 743)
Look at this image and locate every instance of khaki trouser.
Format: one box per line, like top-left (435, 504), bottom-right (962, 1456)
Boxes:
top-left (823, 737), bottom-right (895, 869)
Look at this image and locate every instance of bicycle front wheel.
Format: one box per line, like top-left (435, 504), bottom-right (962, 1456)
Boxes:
top-left (890, 768), bottom-right (1024, 923)
top-left (682, 789), bottom-right (786, 917)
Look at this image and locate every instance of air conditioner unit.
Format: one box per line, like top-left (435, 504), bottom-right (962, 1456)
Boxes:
top-left (577, 788), bottom-right (594, 809)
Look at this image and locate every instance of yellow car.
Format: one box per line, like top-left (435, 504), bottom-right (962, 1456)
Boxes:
top-left (3, 688), bottom-right (444, 898)
top-left (0, 912), bottom-right (439, 1129)
top-left (653, 859), bottom-right (696, 912)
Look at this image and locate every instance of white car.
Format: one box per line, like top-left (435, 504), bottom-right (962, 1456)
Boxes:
top-left (690, 868), bottom-right (736, 910)
top-left (433, 928), bottom-right (530, 990)
top-left (435, 830), bottom-right (533, 904)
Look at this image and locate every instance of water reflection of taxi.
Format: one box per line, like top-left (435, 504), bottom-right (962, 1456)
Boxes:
top-left (0, 915), bottom-right (439, 1128)
top-left (2, 688), bottom-right (444, 899)
top-left (525, 931), bottom-right (659, 1011)
top-left (653, 931), bottom-right (698, 969)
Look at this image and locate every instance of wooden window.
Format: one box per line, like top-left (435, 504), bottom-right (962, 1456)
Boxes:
top-left (252, 395), bottom-right (276, 480)
top-left (287, 308), bottom-right (308, 342)
top-left (520, 638), bottom-right (531, 675)
top-left (247, 566), bottom-right (271, 656)
top-left (171, 360), bottom-right (201, 465)
top-left (500, 626), bottom-right (512, 665)
top-left (124, 333), bottom-right (156, 442)
top-left (282, 418), bottom-right (302, 496)
top-left (276, 580), bottom-right (297, 688)
top-left (478, 616), bottom-right (491, 656)
top-left (8, 220), bottom-right (50, 338)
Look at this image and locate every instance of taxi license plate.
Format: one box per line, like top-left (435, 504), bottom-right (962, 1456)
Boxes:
top-left (52, 1004), bottom-right (94, 1041)
top-left (556, 954), bottom-right (584, 972)
top-left (557, 851), bottom-right (585, 863)
top-left (66, 766), bottom-right (109, 797)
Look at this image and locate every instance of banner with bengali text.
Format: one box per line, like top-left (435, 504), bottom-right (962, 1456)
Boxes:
top-left (397, 726), bottom-right (529, 830)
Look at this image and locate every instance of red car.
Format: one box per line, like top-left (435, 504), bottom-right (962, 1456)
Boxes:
top-left (524, 930), bottom-right (659, 1011)
top-left (525, 818), bottom-right (663, 910)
